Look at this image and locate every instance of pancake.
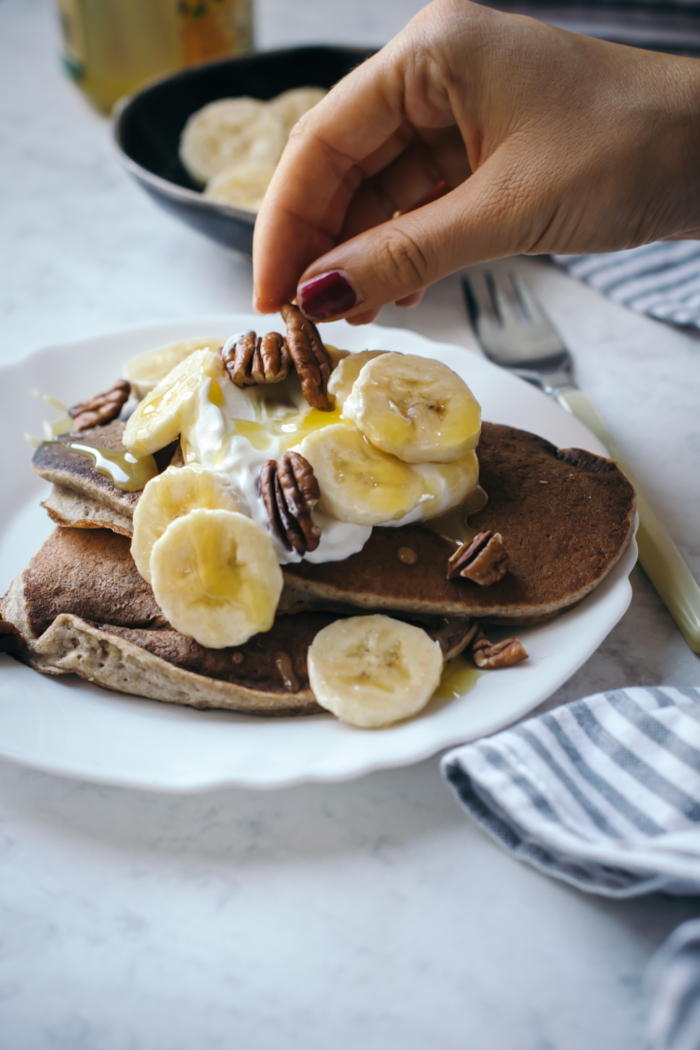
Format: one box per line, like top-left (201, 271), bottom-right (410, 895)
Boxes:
top-left (42, 484), bottom-right (135, 536)
top-left (30, 421), bottom-right (636, 624)
top-left (1, 527), bottom-right (476, 715)
top-left (32, 420), bottom-right (177, 523)
top-left (285, 425), bottom-right (636, 623)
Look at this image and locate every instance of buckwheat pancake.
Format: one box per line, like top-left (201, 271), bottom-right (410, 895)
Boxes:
top-left (32, 420), bottom-right (635, 625)
top-left (284, 424), bottom-right (636, 623)
top-left (34, 419), bottom-right (633, 621)
top-left (1, 527), bottom-right (477, 715)
top-left (34, 420), bottom-right (176, 534)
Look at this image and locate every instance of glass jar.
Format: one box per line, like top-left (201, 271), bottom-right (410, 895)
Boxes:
top-left (56, 0), bottom-right (254, 115)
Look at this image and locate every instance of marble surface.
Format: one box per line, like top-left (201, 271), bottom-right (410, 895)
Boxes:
top-left (1, 0), bottom-right (700, 1047)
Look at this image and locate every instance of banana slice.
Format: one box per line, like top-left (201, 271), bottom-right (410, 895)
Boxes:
top-left (299, 423), bottom-right (424, 526)
top-left (123, 348), bottom-right (225, 457)
top-left (343, 352), bottom-right (481, 463)
top-left (150, 508), bottom-right (283, 649)
top-left (267, 86), bottom-right (327, 135)
top-left (179, 97), bottom-right (286, 184)
top-left (204, 159), bottom-right (277, 212)
top-left (327, 349), bottom-right (387, 408)
top-left (417, 450), bottom-right (480, 518)
top-left (307, 614), bottom-right (443, 727)
top-left (123, 337), bottom-right (226, 399)
top-left (324, 344), bottom-right (350, 372)
top-left (131, 464), bottom-right (242, 584)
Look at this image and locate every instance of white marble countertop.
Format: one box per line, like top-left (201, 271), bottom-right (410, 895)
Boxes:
top-left (1, 0), bottom-right (700, 1047)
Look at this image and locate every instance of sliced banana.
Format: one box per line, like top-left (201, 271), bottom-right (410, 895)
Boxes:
top-left (131, 465), bottom-right (242, 584)
top-left (416, 450), bottom-right (480, 518)
top-left (267, 86), bottom-right (327, 135)
top-left (327, 349), bottom-right (387, 408)
top-left (324, 344), bottom-right (350, 372)
top-left (204, 159), bottom-right (277, 212)
top-left (299, 423), bottom-right (424, 526)
top-left (123, 348), bottom-right (225, 457)
top-left (343, 352), bottom-right (481, 463)
top-left (179, 98), bottom-right (286, 185)
top-left (123, 337), bottom-right (225, 398)
top-left (307, 614), bottom-right (443, 727)
top-left (150, 508), bottom-right (283, 649)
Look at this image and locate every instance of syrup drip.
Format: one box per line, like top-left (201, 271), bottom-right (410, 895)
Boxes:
top-left (433, 657), bottom-right (481, 700)
top-left (233, 406), bottom-right (343, 453)
top-left (425, 485), bottom-right (488, 547)
top-left (397, 547), bottom-right (418, 565)
top-left (274, 650), bottom-right (300, 693)
top-left (67, 443), bottom-right (158, 492)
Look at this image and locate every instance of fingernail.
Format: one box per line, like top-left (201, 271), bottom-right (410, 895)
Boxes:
top-left (298, 271), bottom-right (358, 321)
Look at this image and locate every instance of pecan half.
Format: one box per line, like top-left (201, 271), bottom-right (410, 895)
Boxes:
top-left (447, 531), bottom-right (511, 586)
top-left (221, 330), bottom-right (291, 387)
top-left (281, 303), bottom-right (332, 410)
top-left (471, 631), bottom-right (528, 670)
top-left (69, 379), bottom-right (131, 431)
top-left (259, 451), bottom-right (321, 555)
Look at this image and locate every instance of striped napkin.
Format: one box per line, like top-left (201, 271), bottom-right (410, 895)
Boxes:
top-left (441, 685), bottom-right (700, 897)
top-left (553, 242), bottom-right (700, 328)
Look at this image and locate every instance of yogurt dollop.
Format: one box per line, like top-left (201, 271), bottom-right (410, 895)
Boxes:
top-left (179, 354), bottom-right (479, 566)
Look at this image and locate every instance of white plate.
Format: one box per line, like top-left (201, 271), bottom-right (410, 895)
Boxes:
top-left (0, 316), bottom-right (636, 792)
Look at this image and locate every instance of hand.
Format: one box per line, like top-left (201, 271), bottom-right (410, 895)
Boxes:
top-left (252, 0), bottom-right (700, 325)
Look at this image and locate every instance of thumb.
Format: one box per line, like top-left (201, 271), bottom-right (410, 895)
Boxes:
top-left (296, 159), bottom-right (537, 322)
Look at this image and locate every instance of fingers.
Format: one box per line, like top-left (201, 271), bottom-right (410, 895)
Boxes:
top-left (338, 129), bottom-right (468, 242)
top-left (296, 150), bottom-right (539, 322)
top-left (253, 49), bottom-right (412, 314)
top-left (395, 290), bottom-right (425, 307)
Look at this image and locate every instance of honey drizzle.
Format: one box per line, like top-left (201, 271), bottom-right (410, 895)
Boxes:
top-left (433, 657), bottom-right (482, 700)
top-left (274, 650), bottom-right (300, 693)
top-left (424, 485), bottom-right (488, 547)
top-left (67, 443), bottom-right (158, 492)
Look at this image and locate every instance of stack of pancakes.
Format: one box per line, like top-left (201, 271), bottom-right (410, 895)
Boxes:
top-left (0, 419), bottom-right (635, 715)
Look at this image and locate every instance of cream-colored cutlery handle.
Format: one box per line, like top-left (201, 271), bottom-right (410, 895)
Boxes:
top-left (557, 387), bottom-right (700, 654)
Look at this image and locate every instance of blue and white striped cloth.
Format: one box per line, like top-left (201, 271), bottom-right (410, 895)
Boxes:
top-left (554, 242), bottom-right (700, 328)
top-left (442, 685), bottom-right (700, 897)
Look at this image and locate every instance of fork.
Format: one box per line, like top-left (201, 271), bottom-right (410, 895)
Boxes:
top-left (462, 268), bottom-right (700, 654)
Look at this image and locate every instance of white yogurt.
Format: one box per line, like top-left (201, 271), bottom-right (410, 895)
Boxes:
top-left (179, 365), bottom-right (477, 566)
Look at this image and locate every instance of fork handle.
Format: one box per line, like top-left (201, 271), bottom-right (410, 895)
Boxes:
top-left (556, 387), bottom-right (700, 653)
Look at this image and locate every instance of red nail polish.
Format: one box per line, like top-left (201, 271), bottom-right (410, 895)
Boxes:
top-left (299, 271), bottom-right (357, 321)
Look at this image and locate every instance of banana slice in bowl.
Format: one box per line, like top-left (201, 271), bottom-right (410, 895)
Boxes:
top-left (132, 464), bottom-right (243, 583)
top-left (307, 614), bottom-right (444, 728)
top-left (343, 352), bottom-right (481, 463)
top-left (150, 508), bottom-right (283, 649)
top-left (179, 97), bottom-right (284, 185)
top-left (299, 423), bottom-right (425, 526)
top-left (267, 86), bottom-right (327, 135)
top-left (203, 159), bottom-right (277, 212)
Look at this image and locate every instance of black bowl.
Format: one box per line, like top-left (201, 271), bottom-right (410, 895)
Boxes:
top-left (114, 45), bottom-right (375, 255)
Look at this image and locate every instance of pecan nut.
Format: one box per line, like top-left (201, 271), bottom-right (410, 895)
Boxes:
top-left (447, 531), bottom-right (511, 586)
top-left (221, 330), bottom-right (291, 387)
top-left (471, 631), bottom-right (528, 670)
top-left (69, 379), bottom-right (131, 431)
top-left (281, 303), bottom-right (332, 410)
top-left (259, 451), bottom-right (321, 555)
